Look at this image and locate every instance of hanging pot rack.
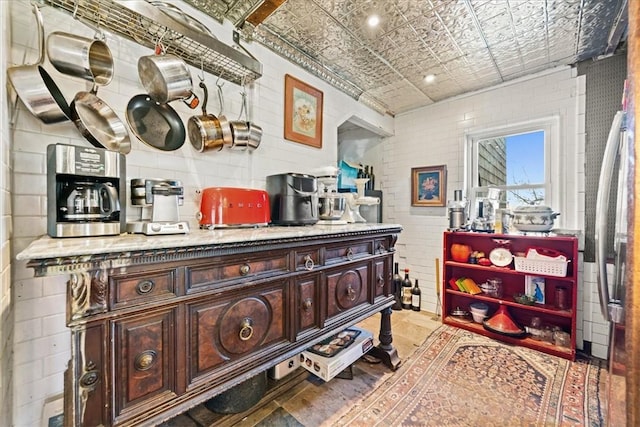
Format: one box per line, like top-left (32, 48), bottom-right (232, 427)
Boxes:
top-left (43, 0), bottom-right (262, 86)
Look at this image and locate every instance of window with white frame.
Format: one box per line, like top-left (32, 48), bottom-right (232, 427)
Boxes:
top-left (466, 118), bottom-right (556, 216)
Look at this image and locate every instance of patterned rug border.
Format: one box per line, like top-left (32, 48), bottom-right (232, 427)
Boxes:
top-left (335, 325), bottom-right (607, 427)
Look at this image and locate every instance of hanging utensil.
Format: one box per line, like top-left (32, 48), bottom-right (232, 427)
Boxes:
top-left (70, 85), bottom-right (131, 154)
top-left (46, 30), bottom-right (114, 86)
top-left (138, 42), bottom-right (199, 108)
top-left (229, 81), bottom-right (261, 150)
top-left (7, 4), bottom-right (70, 124)
top-left (215, 74), bottom-right (233, 147)
top-left (126, 94), bottom-right (186, 151)
top-left (188, 64), bottom-right (225, 152)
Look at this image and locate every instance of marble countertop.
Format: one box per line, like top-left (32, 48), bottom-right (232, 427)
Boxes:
top-left (17, 223), bottom-right (403, 261)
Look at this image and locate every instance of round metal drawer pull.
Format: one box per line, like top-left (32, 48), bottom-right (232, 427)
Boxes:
top-left (136, 280), bottom-right (155, 295)
top-left (239, 317), bottom-right (254, 341)
top-left (346, 248), bottom-right (354, 260)
top-left (134, 350), bottom-right (157, 371)
top-left (347, 285), bottom-right (356, 301)
top-left (302, 297), bottom-right (313, 310)
top-left (80, 370), bottom-right (99, 388)
top-left (304, 255), bottom-right (315, 270)
top-left (240, 264), bottom-right (251, 276)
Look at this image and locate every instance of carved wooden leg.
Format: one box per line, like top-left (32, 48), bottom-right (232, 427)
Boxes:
top-left (368, 306), bottom-right (401, 370)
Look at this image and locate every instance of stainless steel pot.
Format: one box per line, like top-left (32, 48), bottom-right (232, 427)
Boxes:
top-left (46, 31), bottom-right (114, 85)
top-left (318, 194), bottom-right (345, 220)
top-left (511, 205), bottom-right (560, 232)
top-left (7, 4), bottom-right (70, 124)
top-left (70, 87), bottom-right (131, 154)
top-left (229, 120), bottom-right (250, 149)
top-left (188, 81), bottom-right (224, 152)
top-left (138, 53), bottom-right (199, 108)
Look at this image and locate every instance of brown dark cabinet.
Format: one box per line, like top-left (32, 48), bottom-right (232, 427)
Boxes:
top-left (22, 226), bottom-right (401, 426)
top-left (442, 231), bottom-right (578, 361)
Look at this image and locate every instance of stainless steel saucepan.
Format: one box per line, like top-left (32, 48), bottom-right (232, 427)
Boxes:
top-left (188, 80), bottom-right (225, 152)
top-left (138, 51), bottom-right (199, 108)
top-left (7, 4), bottom-right (70, 124)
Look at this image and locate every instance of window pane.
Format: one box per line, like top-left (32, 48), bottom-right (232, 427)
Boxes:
top-left (477, 137), bottom-right (506, 187)
top-left (476, 130), bottom-right (545, 207)
top-left (506, 131), bottom-right (545, 186)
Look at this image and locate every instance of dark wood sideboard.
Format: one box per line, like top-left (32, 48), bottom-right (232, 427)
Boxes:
top-left (17, 224), bottom-right (402, 426)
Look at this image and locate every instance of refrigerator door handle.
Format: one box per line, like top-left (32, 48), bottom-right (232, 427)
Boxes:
top-left (595, 111), bottom-right (624, 320)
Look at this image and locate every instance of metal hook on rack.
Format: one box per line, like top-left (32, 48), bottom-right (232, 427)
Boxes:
top-left (198, 57), bottom-right (205, 82)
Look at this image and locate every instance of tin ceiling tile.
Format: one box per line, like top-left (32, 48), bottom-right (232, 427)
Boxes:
top-left (231, 0), bottom-right (626, 114)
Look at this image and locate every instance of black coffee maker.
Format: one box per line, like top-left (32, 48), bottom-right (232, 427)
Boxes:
top-left (47, 144), bottom-right (126, 237)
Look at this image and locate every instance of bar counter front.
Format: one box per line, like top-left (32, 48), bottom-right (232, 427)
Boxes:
top-left (17, 223), bottom-right (402, 427)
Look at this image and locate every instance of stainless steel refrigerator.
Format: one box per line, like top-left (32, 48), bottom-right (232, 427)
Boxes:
top-left (596, 109), bottom-right (629, 426)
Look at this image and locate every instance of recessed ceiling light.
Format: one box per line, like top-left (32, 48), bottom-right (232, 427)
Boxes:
top-left (367, 14), bottom-right (380, 27)
top-left (424, 74), bottom-right (436, 83)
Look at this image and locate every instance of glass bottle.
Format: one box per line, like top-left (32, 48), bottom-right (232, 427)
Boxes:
top-left (411, 279), bottom-right (422, 311)
top-left (392, 262), bottom-right (403, 310)
top-left (402, 269), bottom-right (412, 309)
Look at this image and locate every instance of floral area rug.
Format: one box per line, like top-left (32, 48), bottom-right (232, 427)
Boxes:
top-left (335, 325), bottom-right (607, 427)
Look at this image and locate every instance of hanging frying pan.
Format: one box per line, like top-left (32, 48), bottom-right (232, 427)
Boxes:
top-left (70, 86), bottom-right (131, 154)
top-left (7, 4), bottom-right (70, 124)
top-left (125, 94), bottom-right (186, 151)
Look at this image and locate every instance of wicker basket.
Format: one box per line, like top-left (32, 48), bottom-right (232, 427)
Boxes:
top-left (514, 256), bottom-right (569, 277)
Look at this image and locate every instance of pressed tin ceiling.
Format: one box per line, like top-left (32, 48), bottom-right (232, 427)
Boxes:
top-left (181, 0), bottom-right (628, 116)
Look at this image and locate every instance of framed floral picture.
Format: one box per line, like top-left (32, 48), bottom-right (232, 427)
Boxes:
top-left (284, 74), bottom-right (323, 148)
top-left (411, 165), bottom-right (447, 207)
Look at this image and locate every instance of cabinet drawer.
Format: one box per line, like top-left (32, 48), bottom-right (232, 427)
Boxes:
top-left (326, 263), bottom-right (370, 319)
top-left (112, 308), bottom-right (178, 421)
top-left (110, 269), bottom-right (178, 309)
top-left (186, 251), bottom-right (290, 292)
top-left (325, 241), bottom-right (372, 265)
top-left (187, 281), bottom-right (287, 382)
top-left (294, 248), bottom-right (320, 271)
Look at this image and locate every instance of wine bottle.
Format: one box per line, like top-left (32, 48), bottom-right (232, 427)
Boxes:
top-left (369, 166), bottom-right (375, 190)
top-left (402, 269), bottom-right (412, 309)
top-left (364, 165), bottom-right (371, 190)
top-left (411, 279), bottom-right (422, 311)
top-left (392, 262), bottom-right (403, 310)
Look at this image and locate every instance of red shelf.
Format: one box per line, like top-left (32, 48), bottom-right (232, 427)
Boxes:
top-left (442, 231), bottom-right (578, 361)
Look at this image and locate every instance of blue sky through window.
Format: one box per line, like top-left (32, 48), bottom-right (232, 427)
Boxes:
top-left (506, 131), bottom-right (544, 185)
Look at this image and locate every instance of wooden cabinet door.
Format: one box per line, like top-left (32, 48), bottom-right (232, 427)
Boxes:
top-left (373, 257), bottom-right (391, 298)
top-left (188, 281), bottom-right (287, 383)
top-left (326, 263), bottom-right (369, 319)
top-left (296, 274), bottom-right (321, 339)
top-left (112, 308), bottom-right (178, 422)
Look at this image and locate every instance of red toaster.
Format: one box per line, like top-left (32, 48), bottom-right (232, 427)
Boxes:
top-left (198, 187), bottom-right (270, 228)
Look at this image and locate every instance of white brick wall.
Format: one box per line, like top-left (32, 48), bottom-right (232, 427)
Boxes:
top-left (6, 1), bottom-right (393, 425)
top-left (380, 67), bottom-right (598, 344)
top-left (1, 1), bottom-right (14, 425)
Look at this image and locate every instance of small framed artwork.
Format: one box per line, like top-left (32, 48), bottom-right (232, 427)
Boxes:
top-left (284, 74), bottom-right (323, 148)
top-left (525, 276), bottom-right (546, 304)
top-left (411, 165), bottom-right (447, 207)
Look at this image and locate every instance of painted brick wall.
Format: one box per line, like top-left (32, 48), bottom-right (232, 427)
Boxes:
top-left (380, 67), bottom-right (599, 351)
top-left (6, 1), bottom-right (393, 425)
top-left (1, 1), bottom-right (14, 425)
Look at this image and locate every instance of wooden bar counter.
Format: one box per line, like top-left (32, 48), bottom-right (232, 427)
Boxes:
top-left (17, 223), bottom-right (402, 426)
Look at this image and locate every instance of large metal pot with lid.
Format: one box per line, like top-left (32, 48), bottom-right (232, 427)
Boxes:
top-left (511, 205), bottom-right (560, 232)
